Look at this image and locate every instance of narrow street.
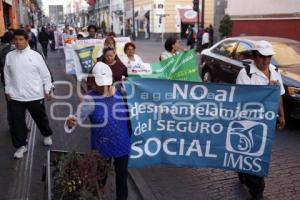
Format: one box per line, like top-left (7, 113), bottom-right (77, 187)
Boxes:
top-left (0, 39), bottom-right (299, 200)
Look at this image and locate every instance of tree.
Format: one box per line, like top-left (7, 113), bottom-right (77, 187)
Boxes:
top-left (219, 15), bottom-right (233, 39)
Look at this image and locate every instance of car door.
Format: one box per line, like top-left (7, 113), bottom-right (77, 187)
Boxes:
top-left (210, 40), bottom-right (239, 82)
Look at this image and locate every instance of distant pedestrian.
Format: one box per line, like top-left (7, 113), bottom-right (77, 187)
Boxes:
top-left (0, 31), bottom-right (15, 132)
top-left (66, 63), bottom-right (131, 200)
top-left (38, 27), bottom-right (50, 58)
top-left (25, 25), bottom-right (37, 50)
top-left (201, 28), bottom-right (209, 51)
top-left (196, 26), bottom-right (204, 52)
top-left (4, 29), bottom-right (54, 159)
top-left (208, 24), bottom-right (214, 47)
top-left (186, 26), bottom-right (196, 49)
top-left (85, 25), bottom-right (99, 39)
top-left (236, 40), bottom-right (285, 200)
top-left (48, 27), bottom-right (56, 51)
top-left (0, 31), bottom-right (15, 86)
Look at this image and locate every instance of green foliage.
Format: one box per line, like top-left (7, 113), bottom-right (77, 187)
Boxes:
top-left (52, 151), bottom-right (110, 200)
top-left (219, 15), bottom-right (233, 38)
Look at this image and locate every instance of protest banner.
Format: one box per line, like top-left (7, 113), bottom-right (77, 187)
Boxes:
top-left (64, 37), bottom-right (131, 80)
top-left (124, 78), bottom-right (280, 176)
top-left (129, 50), bottom-right (200, 82)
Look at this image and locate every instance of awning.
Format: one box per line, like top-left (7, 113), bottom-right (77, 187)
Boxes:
top-left (3, 0), bottom-right (13, 5)
top-left (178, 9), bottom-right (201, 24)
top-left (136, 10), bottom-right (150, 20)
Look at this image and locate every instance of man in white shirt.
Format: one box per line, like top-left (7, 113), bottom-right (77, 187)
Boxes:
top-left (4, 29), bottom-right (54, 159)
top-left (236, 40), bottom-right (285, 200)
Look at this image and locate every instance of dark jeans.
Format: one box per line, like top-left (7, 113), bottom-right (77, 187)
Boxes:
top-left (238, 173), bottom-right (265, 199)
top-left (9, 99), bottom-right (53, 148)
top-left (5, 97), bottom-right (12, 133)
top-left (100, 155), bottom-right (129, 200)
top-left (41, 42), bottom-right (48, 58)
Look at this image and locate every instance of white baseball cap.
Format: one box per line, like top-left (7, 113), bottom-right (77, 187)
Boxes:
top-left (92, 62), bottom-right (113, 86)
top-left (254, 40), bottom-right (276, 56)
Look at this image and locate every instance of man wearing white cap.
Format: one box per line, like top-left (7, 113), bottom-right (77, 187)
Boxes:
top-left (236, 40), bottom-right (285, 200)
top-left (65, 62), bottom-right (131, 200)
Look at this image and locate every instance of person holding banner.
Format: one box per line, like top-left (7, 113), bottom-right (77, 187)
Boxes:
top-left (160, 37), bottom-right (189, 61)
top-left (102, 47), bottom-right (128, 83)
top-left (65, 63), bottom-right (131, 200)
top-left (236, 40), bottom-right (285, 200)
top-left (160, 37), bottom-right (181, 61)
top-left (120, 42), bottom-right (144, 68)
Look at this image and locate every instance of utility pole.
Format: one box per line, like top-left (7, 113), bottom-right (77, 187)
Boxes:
top-left (201, 0), bottom-right (205, 28)
top-left (132, 0), bottom-right (135, 41)
top-left (193, 0), bottom-right (200, 30)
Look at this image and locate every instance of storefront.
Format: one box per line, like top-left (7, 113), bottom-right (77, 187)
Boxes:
top-left (178, 9), bottom-right (201, 38)
top-left (0, 0), bottom-right (19, 36)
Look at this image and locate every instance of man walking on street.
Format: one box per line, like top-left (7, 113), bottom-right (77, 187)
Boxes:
top-left (38, 27), bottom-right (50, 59)
top-left (236, 40), bottom-right (285, 200)
top-left (4, 29), bottom-right (54, 159)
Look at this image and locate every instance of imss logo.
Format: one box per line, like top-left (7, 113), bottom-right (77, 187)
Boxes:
top-left (223, 121), bottom-right (268, 173)
top-left (226, 121), bottom-right (267, 156)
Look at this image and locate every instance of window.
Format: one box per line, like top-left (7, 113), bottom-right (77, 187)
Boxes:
top-left (212, 40), bottom-right (238, 58)
top-left (272, 42), bottom-right (300, 67)
top-left (234, 41), bottom-right (253, 61)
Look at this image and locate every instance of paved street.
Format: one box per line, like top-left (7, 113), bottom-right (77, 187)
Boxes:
top-left (0, 39), bottom-right (299, 200)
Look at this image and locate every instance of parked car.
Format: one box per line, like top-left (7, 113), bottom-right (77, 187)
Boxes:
top-left (200, 36), bottom-right (300, 120)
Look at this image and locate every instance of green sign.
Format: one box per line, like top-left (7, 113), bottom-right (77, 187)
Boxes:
top-left (130, 50), bottom-right (200, 82)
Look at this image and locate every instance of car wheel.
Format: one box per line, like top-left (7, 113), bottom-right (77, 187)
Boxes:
top-left (202, 69), bottom-right (213, 82)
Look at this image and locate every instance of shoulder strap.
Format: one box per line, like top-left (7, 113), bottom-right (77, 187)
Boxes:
top-left (242, 62), bottom-right (252, 79)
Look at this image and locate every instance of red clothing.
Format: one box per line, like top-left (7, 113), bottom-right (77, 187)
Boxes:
top-left (108, 59), bottom-right (128, 83)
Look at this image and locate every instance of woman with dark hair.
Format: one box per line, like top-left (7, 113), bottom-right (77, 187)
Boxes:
top-left (160, 37), bottom-right (181, 61)
top-left (102, 47), bottom-right (128, 83)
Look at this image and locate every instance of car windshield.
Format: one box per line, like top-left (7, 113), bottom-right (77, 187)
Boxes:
top-left (272, 42), bottom-right (300, 67)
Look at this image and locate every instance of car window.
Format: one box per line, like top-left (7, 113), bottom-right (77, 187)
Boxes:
top-left (212, 40), bottom-right (238, 58)
top-left (234, 42), bottom-right (253, 61)
top-left (272, 42), bottom-right (300, 67)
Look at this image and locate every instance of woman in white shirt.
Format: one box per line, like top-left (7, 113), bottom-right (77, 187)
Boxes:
top-left (120, 42), bottom-right (143, 67)
top-left (202, 28), bottom-right (209, 51)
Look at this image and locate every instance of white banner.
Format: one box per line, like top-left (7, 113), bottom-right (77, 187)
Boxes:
top-left (64, 37), bottom-right (131, 81)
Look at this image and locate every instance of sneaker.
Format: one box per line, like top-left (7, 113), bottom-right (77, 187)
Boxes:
top-left (43, 136), bottom-right (53, 146)
top-left (14, 146), bottom-right (28, 159)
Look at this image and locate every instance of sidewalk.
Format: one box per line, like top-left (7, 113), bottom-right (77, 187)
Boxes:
top-left (0, 47), bottom-right (141, 200)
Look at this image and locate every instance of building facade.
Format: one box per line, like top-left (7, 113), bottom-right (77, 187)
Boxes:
top-left (128, 0), bottom-right (215, 39)
top-left (226, 0), bottom-right (300, 41)
top-left (0, 0), bottom-right (19, 35)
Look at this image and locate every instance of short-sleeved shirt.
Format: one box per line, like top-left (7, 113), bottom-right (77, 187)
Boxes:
top-left (108, 59), bottom-right (128, 82)
top-left (236, 62), bottom-right (285, 95)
